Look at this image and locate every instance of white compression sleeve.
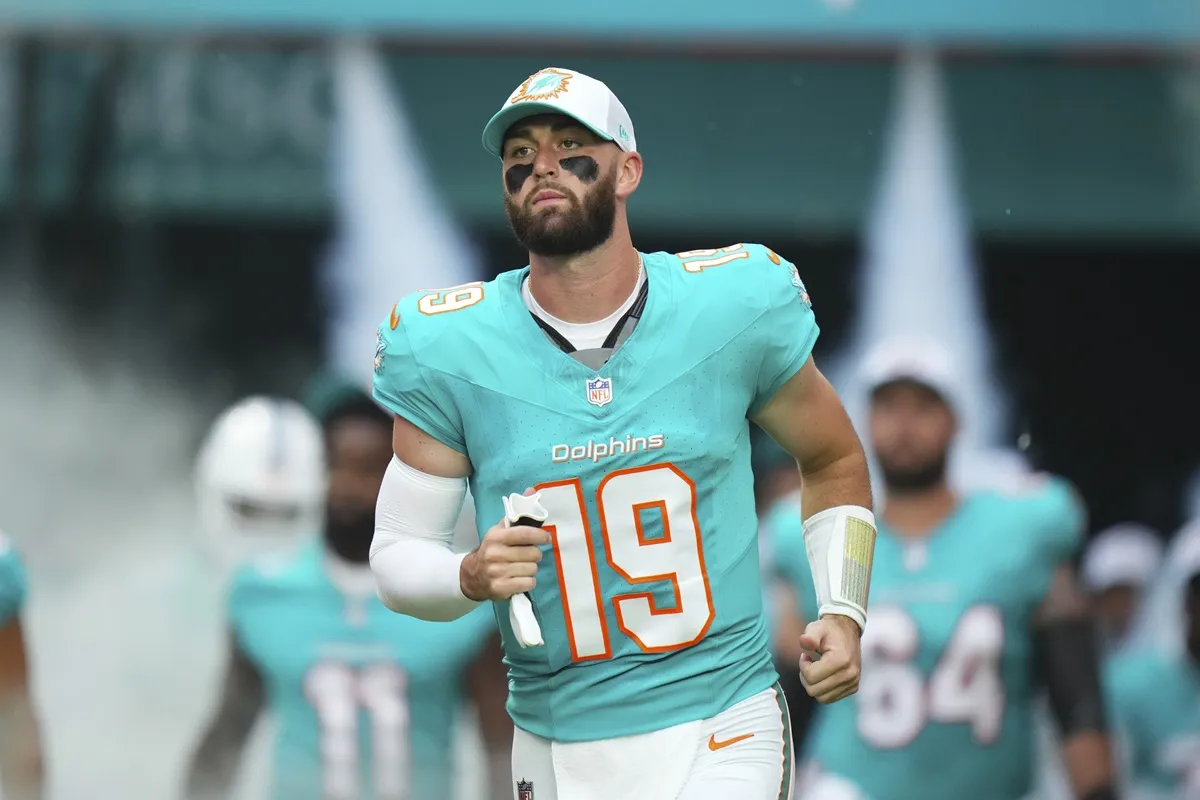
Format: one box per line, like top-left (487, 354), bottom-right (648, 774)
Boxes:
top-left (370, 456), bottom-right (479, 621)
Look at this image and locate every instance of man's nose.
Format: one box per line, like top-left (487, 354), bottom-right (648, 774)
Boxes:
top-left (532, 148), bottom-right (559, 176)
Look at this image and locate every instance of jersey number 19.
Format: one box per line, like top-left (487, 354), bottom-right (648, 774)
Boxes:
top-left (536, 463), bottom-right (717, 661)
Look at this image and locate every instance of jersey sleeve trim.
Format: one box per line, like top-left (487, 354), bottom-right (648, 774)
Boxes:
top-left (372, 384), bottom-right (468, 455)
top-left (750, 322), bottom-right (819, 418)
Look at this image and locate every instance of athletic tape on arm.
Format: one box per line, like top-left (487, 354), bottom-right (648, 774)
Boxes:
top-left (802, 505), bottom-right (877, 631)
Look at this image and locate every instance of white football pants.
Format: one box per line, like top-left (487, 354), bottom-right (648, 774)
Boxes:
top-left (510, 684), bottom-right (794, 800)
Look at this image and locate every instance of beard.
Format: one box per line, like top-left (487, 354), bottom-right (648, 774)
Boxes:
top-left (878, 449), bottom-right (948, 494)
top-left (505, 168), bottom-right (617, 257)
top-left (323, 506), bottom-right (374, 564)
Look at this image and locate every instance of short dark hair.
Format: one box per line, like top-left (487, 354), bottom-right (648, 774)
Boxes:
top-left (320, 391), bottom-right (390, 436)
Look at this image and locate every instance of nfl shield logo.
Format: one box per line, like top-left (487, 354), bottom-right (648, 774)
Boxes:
top-left (517, 779), bottom-right (534, 800)
top-left (585, 376), bottom-right (613, 407)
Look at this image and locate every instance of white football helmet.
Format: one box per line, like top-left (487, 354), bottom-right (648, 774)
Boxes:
top-left (195, 396), bottom-right (327, 565)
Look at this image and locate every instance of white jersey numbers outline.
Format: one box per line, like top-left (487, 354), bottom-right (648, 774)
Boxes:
top-left (536, 463), bottom-right (716, 662)
top-left (856, 604), bottom-right (1006, 749)
top-left (304, 661), bottom-right (410, 799)
top-left (416, 282), bottom-right (485, 316)
top-left (676, 243), bottom-right (749, 273)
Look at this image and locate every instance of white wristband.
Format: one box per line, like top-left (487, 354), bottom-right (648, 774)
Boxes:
top-left (802, 505), bottom-right (877, 631)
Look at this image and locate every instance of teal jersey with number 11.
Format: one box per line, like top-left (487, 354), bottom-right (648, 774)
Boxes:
top-left (229, 543), bottom-right (495, 800)
top-left (373, 243), bottom-right (818, 743)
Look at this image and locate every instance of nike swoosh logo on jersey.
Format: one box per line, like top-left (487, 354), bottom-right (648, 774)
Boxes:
top-left (707, 733), bottom-right (754, 751)
top-left (389, 303), bottom-right (401, 330)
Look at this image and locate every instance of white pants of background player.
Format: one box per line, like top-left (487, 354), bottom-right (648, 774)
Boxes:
top-left (511, 685), bottom-right (794, 800)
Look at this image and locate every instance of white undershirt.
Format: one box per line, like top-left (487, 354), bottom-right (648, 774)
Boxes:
top-left (521, 262), bottom-right (646, 351)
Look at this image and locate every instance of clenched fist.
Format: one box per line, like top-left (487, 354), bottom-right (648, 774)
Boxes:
top-left (798, 614), bottom-right (863, 704)
top-left (459, 517), bottom-right (550, 602)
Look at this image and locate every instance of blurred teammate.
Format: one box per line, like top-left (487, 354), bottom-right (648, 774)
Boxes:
top-left (185, 393), bottom-right (511, 800)
top-left (369, 67), bottom-right (875, 799)
top-left (194, 395), bottom-right (326, 565)
top-left (770, 340), bottom-right (1118, 800)
top-left (754, 434), bottom-right (804, 516)
top-left (0, 530), bottom-right (43, 800)
top-left (1082, 524), bottom-right (1162, 651)
top-left (1105, 527), bottom-right (1200, 797)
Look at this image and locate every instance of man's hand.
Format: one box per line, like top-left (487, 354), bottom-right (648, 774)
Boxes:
top-left (798, 614), bottom-right (862, 703)
top-left (460, 518), bottom-right (550, 602)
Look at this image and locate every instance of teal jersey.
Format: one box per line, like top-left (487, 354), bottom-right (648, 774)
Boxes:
top-left (229, 544), bottom-right (495, 800)
top-left (762, 491), bottom-right (807, 626)
top-left (768, 476), bottom-right (1084, 800)
top-left (0, 530), bottom-right (27, 627)
top-left (373, 243), bottom-right (818, 742)
top-left (1105, 650), bottom-right (1200, 797)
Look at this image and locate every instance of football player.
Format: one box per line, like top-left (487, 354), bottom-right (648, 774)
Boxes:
top-left (370, 67), bottom-right (876, 799)
top-left (185, 392), bottom-right (510, 799)
top-left (1082, 524), bottom-right (1163, 651)
top-left (1105, 523), bottom-right (1200, 797)
top-left (769, 339), bottom-right (1119, 800)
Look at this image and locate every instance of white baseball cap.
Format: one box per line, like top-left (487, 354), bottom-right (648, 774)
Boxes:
top-left (860, 338), bottom-right (959, 409)
top-left (1082, 523), bottom-right (1164, 591)
top-left (482, 67), bottom-right (637, 158)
